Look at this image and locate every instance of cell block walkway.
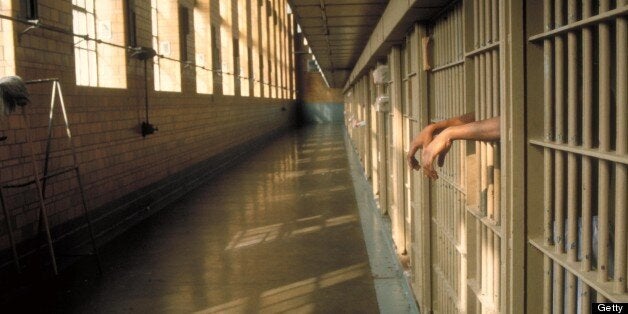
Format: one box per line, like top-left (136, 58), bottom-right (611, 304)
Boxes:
top-left (16, 125), bottom-right (380, 313)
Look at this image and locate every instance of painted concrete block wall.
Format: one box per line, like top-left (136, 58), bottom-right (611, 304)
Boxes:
top-left (0, 0), bottom-right (296, 272)
top-left (300, 72), bottom-right (344, 124)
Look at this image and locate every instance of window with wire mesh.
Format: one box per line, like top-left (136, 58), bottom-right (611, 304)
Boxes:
top-left (72, 0), bottom-right (126, 88)
top-left (72, 0), bottom-right (97, 86)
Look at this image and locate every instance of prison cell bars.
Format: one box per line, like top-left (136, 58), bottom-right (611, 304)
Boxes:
top-left (580, 1), bottom-right (594, 309)
top-left (375, 62), bottom-right (389, 216)
top-left (465, 0), bottom-right (503, 311)
top-left (428, 3), bottom-right (468, 312)
top-left (370, 69), bottom-right (379, 203)
top-left (386, 54), bottom-right (395, 225)
top-left (402, 40), bottom-right (412, 254)
top-left (529, 0), bottom-right (628, 309)
top-left (365, 75), bottom-right (373, 179)
top-left (402, 25), bottom-right (416, 298)
top-left (346, 74), bottom-right (371, 182)
top-left (617, 0), bottom-right (628, 297)
top-left (389, 46), bottom-right (407, 254)
top-left (360, 77), bottom-right (367, 174)
top-left (406, 23), bottom-right (435, 313)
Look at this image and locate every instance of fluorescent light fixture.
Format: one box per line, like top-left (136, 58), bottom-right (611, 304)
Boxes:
top-left (320, 68), bottom-right (331, 88)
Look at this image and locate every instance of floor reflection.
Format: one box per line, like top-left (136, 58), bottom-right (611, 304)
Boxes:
top-left (14, 125), bottom-right (378, 313)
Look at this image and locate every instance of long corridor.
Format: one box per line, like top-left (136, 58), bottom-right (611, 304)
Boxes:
top-left (18, 125), bottom-right (380, 313)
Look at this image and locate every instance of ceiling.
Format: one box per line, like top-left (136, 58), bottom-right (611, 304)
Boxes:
top-left (289, 0), bottom-right (389, 88)
top-left (289, 0), bottom-right (453, 88)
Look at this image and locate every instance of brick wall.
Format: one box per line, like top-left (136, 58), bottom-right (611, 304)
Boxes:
top-left (301, 72), bottom-right (343, 104)
top-left (0, 0), bottom-right (296, 271)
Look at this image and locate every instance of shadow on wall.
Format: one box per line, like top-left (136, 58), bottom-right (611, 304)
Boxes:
top-left (301, 103), bottom-right (345, 124)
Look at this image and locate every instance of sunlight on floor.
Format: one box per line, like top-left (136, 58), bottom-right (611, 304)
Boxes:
top-left (225, 214), bottom-right (358, 250)
top-left (194, 263), bottom-right (369, 314)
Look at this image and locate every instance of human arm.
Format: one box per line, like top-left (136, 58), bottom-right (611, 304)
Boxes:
top-left (406, 112), bottom-right (475, 170)
top-left (420, 116), bottom-right (500, 179)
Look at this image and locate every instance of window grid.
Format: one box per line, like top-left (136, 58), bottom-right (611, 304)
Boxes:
top-left (194, 0), bottom-right (213, 94)
top-left (150, 0), bottom-right (162, 91)
top-left (73, 0), bottom-right (98, 86)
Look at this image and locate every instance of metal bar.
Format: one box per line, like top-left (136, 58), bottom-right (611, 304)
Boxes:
top-left (567, 272), bottom-right (577, 314)
top-left (554, 0), bottom-right (566, 256)
top-left (480, 53), bottom-right (487, 215)
top-left (581, 0), bottom-right (593, 273)
top-left (474, 0), bottom-right (479, 48)
top-left (488, 228), bottom-right (494, 306)
top-left (2, 167), bottom-right (76, 189)
top-left (566, 0), bottom-right (578, 267)
top-left (0, 189), bottom-right (20, 272)
top-left (484, 0), bottom-right (491, 44)
top-left (542, 2), bottom-right (554, 307)
top-left (553, 263), bottom-right (564, 313)
top-left (41, 80), bottom-right (57, 198)
top-left (491, 0), bottom-right (500, 228)
top-left (492, 55), bottom-right (500, 226)
top-left (530, 237), bottom-right (628, 302)
top-left (482, 224), bottom-right (487, 297)
top-left (57, 82), bottom-right (103, 274)
top-left (494, 231), bottom-right (500, 307)
top-left (430, 59), bottom-right (465, 73)
top-left (530, 140), bottom-right (628, 164)
top-left (21, 110), bottom-right (57, 275)
top-left (492, 0), bottom-right (498, 42)
top-left (457, 4), bottom-right (462, 61)
top-left (598, 0), bottom-right (611, 284)
top-left (581, 283), bottom-right (591, 314)
top-left (467, 205), bottom-right (502, 234)
top-left (24, 78), bottom-right (60, 84)
top-left (447, 8), bottom-right (452, 65)
top-left (615, 0), bottom-right (628, 294)
top-left (543, 256), bottom-right (553, 313)
top-left (479, 0), bottom-right (485, 45)
top-left (474, 23), bottom-right (482, 218)
top-left (529, 6), bottom-right (628, 42)
top-left (475, 218), bottom-right (482, 310)
top-left (486, 49), bottom-right (494, 220)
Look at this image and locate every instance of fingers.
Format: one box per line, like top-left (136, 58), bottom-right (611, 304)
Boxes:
top-left (407, 149), bottom-right (423, 171)
top-left (420, 148), bottom-right (438, 180)
top-left (437, 145), bottom-right (451, 167)
top-left (409, 157), bottom-right (420, 171)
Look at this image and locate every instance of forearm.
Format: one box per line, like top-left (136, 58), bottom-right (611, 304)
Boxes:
top-left (441, 116), bottom-right (500, 142)
top-left (431, 111), bottom-right (475, 132)
top-left (409, 112), bottom-right (475, 155)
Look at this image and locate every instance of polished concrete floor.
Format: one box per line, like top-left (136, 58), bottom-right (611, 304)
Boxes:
top-left (15, 125), bottom-right (379, 313)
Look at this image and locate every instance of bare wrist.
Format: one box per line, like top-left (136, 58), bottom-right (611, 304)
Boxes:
top-left (441, 127), bottom-right (457, 143)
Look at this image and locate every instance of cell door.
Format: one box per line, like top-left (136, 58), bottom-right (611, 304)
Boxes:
top-left (425, 0), bottom-right (505, 312)
top-left (426, 3), bottom-right (469, 312)
top-left (525, 0), bottom-right (628, 312)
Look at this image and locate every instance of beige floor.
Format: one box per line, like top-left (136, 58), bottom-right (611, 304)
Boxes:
top-left (22, 125), bottom-right (378, 313)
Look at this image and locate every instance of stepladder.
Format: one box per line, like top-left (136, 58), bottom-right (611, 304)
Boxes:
top-left (0, 78), bottom-right (102, 276)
